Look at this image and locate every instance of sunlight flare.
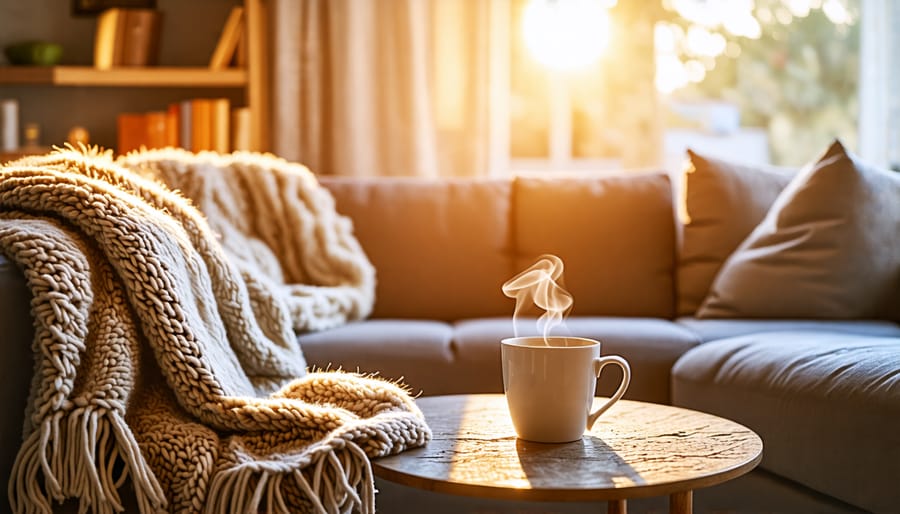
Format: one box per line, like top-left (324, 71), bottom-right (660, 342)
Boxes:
top-left (522, 0), bottom-right (613, 71)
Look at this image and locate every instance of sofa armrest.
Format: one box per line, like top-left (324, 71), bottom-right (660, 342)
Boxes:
top-left (0, 254), bottom-right (35, 496)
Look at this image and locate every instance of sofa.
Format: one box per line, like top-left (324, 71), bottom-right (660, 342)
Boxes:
top-left (2, 141), bottom-right (898, 513)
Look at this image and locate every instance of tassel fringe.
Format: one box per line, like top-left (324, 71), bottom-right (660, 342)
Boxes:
top-left (8, 407), bottom-right (167, 514)
top-left (205, 440), bottom-right (375, 514)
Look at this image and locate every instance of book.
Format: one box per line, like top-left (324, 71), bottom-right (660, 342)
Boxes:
top-left (231, 107), bottom-right (251, 151)
top-left (178, 100), bottom-right (192, 151)
top-left (210, 98), bottom-right (231, 153)
top-left (165, 103), bottom-right (180, 147)
top-left (190, 99), bottom-right (213, 151)
top-left (115, 98), bottom-right (231, 154)
top-left (234, 22), bottom-right (247, 68)
top-left (119, 9), bottom-right (162, 67)
top-left (0, 99), bottom-right (18, 152)
top-left (117, 113), bottom-right (146, 154)
top-left (93, 8), bottom-right (127, 69)
top-left (144, 111), bottom-right (168, 149)
top-left (94, 8), bottom-right (162, 68)
top-left (209, 6), bottom-right (244, 70)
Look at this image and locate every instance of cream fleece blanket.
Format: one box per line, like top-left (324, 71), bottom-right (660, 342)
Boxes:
top-left (0, 147), bottom-right (430, 513)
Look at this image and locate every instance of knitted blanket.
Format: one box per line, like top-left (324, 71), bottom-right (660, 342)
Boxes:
top-left (0, 147), bottom-right (430, 513)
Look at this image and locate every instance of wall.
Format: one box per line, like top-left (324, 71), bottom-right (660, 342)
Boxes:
top-left (0, 0), bottom-right (243, 151)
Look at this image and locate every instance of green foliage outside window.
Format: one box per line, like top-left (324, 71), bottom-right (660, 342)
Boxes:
top-left (663, 0), bottom-right (860, 166)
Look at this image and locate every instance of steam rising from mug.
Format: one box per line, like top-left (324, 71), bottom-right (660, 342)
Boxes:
top-left (502, 254), bottom-right (573, 342)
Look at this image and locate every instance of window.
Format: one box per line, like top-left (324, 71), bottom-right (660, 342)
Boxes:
top-left (660, 0), bottom-right (860, 168)
top-left (498, 0), bottom-right (890, 172)
top-left (859, 0), bottom-right (899, 170)
top-left (505, 0), bottom-right (661, 172)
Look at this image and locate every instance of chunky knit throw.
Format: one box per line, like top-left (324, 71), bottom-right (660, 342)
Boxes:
top-left (0, 147), bottom-right (430, 513)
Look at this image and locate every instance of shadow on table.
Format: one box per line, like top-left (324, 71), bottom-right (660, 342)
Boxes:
top-left (515, 435), bottom-right (646, 491)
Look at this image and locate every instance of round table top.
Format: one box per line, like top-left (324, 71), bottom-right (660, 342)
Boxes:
top-left (372, 394), bottom-right (763, 502)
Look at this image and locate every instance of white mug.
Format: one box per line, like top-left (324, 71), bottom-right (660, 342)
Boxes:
top-left (501, 336), bottom-right (631, 443)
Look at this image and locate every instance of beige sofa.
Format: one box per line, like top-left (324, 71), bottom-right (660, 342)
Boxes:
top-left (303, 163), bottom-right (899, 513)
top-left (307, 172), bottom-right (688, 404)
top-left (2, 150), bottom-right (898, 513)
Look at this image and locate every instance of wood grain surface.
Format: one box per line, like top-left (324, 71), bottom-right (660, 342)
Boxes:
top-left (373, 394), bottom-right (762, 502)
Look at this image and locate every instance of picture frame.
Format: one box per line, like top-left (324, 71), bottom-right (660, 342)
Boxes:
top-left (71, 0), bottom-right (156, 16)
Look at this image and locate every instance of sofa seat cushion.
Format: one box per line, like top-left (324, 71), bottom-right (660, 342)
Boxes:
top-left (453, 317), bottom-right (701, 404)
top-left (298, 320), bottom-right (456, 395)
top-left (677, 317), bottom-right (900, 342)
top-left (672, 331), bottom-right (900, 513)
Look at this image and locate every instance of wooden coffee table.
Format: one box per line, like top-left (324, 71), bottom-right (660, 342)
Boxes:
top-left (373, 394), bottom-right (762, 514)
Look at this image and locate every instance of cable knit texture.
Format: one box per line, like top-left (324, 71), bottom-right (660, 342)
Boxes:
top-left (0, 147), bottom-right (430, 514)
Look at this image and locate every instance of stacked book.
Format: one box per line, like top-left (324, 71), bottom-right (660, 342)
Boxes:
top-left (117, 99), bottom-right (251, 155)
top-left (94, 8), bottom-right (162, 68)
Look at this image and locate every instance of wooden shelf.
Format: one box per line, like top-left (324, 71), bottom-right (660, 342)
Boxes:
top-left (0, 0), bottom-right (268, 151)
top-left (1, 148), bottom-right (53, 163)
top-left (0, 66), bottom-right (247, 87)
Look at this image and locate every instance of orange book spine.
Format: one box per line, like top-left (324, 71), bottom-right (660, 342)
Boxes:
top-left (144, 111), bottom-right (168, 150)
top-left (231, 107), bottom-right (251, 151)
top-left (210, 98), bottom-right (230, 153)
top-left (165, 103), bottom-right (180, 147)
top-left (190, 99), bottom-right (212, 151)
top-left (117, 113), bottom-right (146, 155)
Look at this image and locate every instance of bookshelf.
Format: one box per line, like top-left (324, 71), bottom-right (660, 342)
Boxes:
top-left (0, 0), bottom-right (269, 152)
top-left (0, 67), bottom-right (247, 87)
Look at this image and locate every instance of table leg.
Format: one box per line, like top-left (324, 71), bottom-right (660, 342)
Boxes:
top-left (607, 499), bottom-right (627, 514)
top-left (670, 490), bottom-right (692, 514)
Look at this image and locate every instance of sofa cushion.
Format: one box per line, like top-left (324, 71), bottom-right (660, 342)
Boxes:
top-left (676, 317), bottom-right (900, 342)
top-left (698, 141), bottom-right (900, 320)
top-left (298, 319), bottom-right (456, 395)
top-left (320, 177), bottom-right (513, 320)
top-left (672, 331), bottom-right (900, 513)
top-left (514, 171), bottom-right (676, 318)
top-left (453, 317), bottom-right (701, 404)
top-left (676, 150), bottom-right (793, 315)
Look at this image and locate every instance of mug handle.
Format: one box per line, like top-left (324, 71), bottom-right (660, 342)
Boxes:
top-left (586, 355), bottom-right (631, 430)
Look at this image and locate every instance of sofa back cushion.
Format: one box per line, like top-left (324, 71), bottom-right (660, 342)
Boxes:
top-left (514, 171), bottom-right (676, 318)
top-left (320, 177), bottom-right (514, 320)
top-left (698, 140), bottom-right (900, 320)
top-left (676, 151), bottom-right (794, 315)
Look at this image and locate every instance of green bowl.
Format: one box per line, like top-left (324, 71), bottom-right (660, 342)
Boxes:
top-left (4, 41), bottom-right (63, 66)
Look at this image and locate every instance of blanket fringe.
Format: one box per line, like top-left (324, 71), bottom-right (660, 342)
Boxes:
top-left (205, 440), bottom-right (375, 514)
top-left (8, 406), bottom-right (166, 514)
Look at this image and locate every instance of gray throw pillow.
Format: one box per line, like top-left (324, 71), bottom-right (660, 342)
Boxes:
top-left (676, 150), bottom-right (794, 315)
top-left (698, 140), bottom-right (900, 320)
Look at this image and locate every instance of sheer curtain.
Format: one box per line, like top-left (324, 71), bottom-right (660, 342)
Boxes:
top-left (270, 0), bottom-right (504, 177)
